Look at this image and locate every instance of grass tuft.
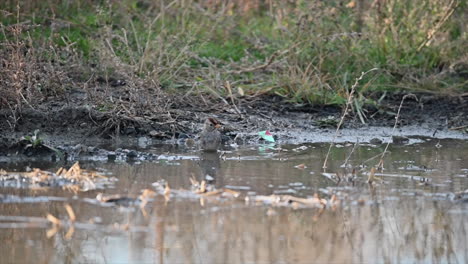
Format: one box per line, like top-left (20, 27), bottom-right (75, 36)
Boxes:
top-left (0, 0), bottom-right (466, 124)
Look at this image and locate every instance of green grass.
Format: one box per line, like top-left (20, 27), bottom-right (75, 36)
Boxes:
top-left (199, 40), bottom-right (247, 62)
top-left (1, 0), bottom-right (466, 112)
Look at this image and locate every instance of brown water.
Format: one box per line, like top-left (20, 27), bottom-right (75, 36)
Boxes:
top-left (1, 138), bottom-right (468, 263)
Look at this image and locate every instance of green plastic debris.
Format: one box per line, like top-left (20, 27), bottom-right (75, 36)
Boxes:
top-left (258, 130), bottom-right (275, 142)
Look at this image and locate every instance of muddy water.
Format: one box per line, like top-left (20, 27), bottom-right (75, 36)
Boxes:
top-left (1, 138), bottom-right (468, 263)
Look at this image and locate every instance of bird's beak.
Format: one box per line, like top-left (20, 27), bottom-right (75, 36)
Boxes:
top-left (215, 124), bottom-right (221, 129)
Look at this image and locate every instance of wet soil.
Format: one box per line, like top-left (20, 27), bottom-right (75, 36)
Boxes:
top-left (0, 92), bottom-right (467, 160)
top-left (0, 84), bottom-right (467, 263)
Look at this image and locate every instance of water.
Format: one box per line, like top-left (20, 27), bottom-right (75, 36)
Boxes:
top-left (1, 138), bottom-right (467, 263)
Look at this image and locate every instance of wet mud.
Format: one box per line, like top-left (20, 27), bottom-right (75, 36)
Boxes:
top-left (0, 92), bottom-right (467, 263)
top-left (1, 93), bottom-right (467, 158)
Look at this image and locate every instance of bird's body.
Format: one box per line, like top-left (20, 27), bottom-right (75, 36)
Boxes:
top-left (199, 118), bottom-right (222, 151)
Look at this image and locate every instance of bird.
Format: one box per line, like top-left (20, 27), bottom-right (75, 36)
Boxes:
top-left (199, 117), bottom-right (222, 151)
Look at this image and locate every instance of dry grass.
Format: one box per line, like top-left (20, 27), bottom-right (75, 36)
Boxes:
top-left (0, 0), bottom-right (466, 132)
top-left (0, 161), bottom-right (114, 192)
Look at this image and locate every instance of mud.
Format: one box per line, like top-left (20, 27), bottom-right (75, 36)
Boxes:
top-left (0, 92), bottom-right (467, 161)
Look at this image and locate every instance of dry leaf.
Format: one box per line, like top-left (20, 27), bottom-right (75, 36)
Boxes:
top-left (164, 183), bottom-right (171, 196)
top-left (140, 189), bottom-right (156, 208)
top-left (294, 164), bottom-right (306, 169)
top-left (237, 87), bottom-right (244, 96)
top-left (164, 182), bottom-right (171, 202)
top-left (56, 167), bottom-right (64, 175)
top-left (200, 180), bottom-right (206, 193)
top-left (201, 190), bottom-right (223, 196)
top-left (189, 175), bottom-right (198, 186)
top-left (367, 167), bottom-right (382, 183)
top-left (346, 1), bottom-right (356, 8)
top-left (46, 226), bottom-right (59, 238)
top-left (65, 162), bottom-right (81, 178)
top-left (141, 189), bottom-right (156, 199)
top-left (46, 213), bottom-right (61, 226)
top-left (223, 188), bottom-right (240, 198)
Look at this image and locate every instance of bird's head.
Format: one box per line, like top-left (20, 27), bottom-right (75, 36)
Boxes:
top-left (204, 117), bottom-right (221, 132)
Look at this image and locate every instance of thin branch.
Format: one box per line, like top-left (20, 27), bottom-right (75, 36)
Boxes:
top-left (225, 81), bottom-right (243, 118)
top-left (377, 94), bottom-right (418, 169)
top-left (322, 68), bottom-right (378, 169)
top-left (227, 50), bottom-right (281, 75)
top-left (342, 139), bottom-right (359, 168)
top-left (417, 0), bottom-right (458, 51)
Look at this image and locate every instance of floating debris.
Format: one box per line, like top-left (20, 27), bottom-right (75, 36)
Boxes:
top-left (258, 130), bottom-right (275, 142)
top-left (245, 193), bottom-right (338, 210)
top-left (292, 145), bottom-right (308, 152)
top-left (152, 179), bottom-right (242, 202)
top-left (151, 178), bottom-right (338, 210)
top-left (294, 164), bottom-right (307, 169)
top-left (371, 172), bottom-right (432, 183)
top-left (96, 189), bottom-right (156, 208)
top-left (367, 167), bottom-right (382, 184)
top-left (0, 162), bottom-right (115, 191)
top-left (96, 193), bottom-right (137, 206)
top-left (322, 170), bottom-right (356, 184)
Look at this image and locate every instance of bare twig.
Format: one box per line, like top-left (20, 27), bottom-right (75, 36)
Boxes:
top-left (417, 0), bottom-right (458, 51)
top-left (225, 81), bottom-right (243, 118)
top-left (323, 68), bottom-right (378, 169)
top-left (449, 125), bottom-right (468, 131)
top-left (226, 42), bottom-right (301, 75)
top-left (342, 139), bottom-right (359, 168)
top-left (377, 94), bottom-right (418, 169)
top-left (227, 50), bottom-right (281, 75)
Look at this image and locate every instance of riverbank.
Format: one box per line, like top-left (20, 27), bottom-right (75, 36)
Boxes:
top-left (1, 91), bottom-right (467, 161)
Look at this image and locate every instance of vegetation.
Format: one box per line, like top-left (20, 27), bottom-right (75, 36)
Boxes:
top-left (1, 0), bottom-right (466, 119)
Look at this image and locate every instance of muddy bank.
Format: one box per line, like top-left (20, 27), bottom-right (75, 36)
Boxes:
top-left (0, 92), bottom-right (467, 159)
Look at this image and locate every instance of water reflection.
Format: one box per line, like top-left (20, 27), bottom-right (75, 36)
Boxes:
top-left (198, 152), bottom-right (221, 187)
top-left (0, 139), bottom-right (467, 263)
